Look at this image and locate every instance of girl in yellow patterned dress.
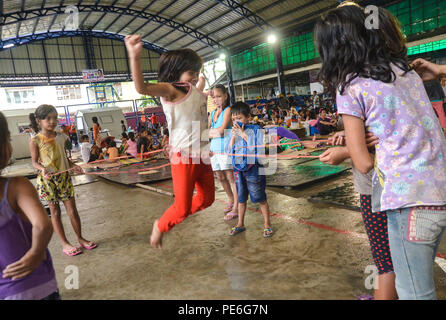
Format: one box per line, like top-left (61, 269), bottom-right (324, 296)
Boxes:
top-left (29, 105), bottom-right (97, 257)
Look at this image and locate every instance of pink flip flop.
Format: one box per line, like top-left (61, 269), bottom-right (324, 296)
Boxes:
top-left (224, 211), bottom-right (239, 221)
top-left (224, 203), bottom-right (234, 214)
top-left (63, 247), bottom-right (83, 257)
top-left (80, 242), bottom-right (98, 250)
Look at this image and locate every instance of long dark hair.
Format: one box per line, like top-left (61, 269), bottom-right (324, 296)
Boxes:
top-left (128, 131), bottom-right (135, 142)
top-left (314, 5), bottom-right (410, 96)
top-left (213, 84), bottom-right (230, 108)
top-left (158, 49), bottom-right (203, 93)
top-left (29, 104), bottom-right (57, 133)
top-left (0, 112), bottom-right (11, 170)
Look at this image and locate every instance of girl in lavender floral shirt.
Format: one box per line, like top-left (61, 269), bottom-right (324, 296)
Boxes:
top-left (315, 5), bottom-right (446, 299)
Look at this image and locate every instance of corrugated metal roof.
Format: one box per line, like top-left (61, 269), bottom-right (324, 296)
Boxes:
top-left (0, 0), bottom-right (343, 61)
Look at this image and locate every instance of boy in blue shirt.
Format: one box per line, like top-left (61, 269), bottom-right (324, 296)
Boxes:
top-left (226, 102), bottom-right (273, 238)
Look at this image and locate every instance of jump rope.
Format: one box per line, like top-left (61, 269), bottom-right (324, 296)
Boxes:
top-left (46, 139), bottom-right (332, 178)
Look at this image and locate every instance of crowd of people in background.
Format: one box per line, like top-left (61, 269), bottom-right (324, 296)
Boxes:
top-left (78, 114), bottom-right (169, 165)
top-left (243, 91), bottom-right (340, 137)
top-left (72, 90), bottom-right (339, 167)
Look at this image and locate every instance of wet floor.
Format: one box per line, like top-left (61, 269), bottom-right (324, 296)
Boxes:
top-left (45, 170), bottom-right (446, 300)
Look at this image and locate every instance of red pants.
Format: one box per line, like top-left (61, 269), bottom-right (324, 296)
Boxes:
top-left (157, 155), bottom-right (215, 233)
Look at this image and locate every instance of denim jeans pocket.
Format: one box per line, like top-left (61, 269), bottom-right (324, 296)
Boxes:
top-left (406, 207), bottom-right (446, 243)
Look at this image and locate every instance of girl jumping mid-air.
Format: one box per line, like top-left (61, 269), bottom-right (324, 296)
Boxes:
top-left (125, 35), bottom-right (215, 249)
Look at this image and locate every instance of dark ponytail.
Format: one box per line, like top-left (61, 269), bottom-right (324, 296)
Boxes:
top-left (0, 112), bottom-right (11, 170)
top-left (29, 104), bottom-right (58, 133)
top-left (29, 113), bottom-right (39, 133)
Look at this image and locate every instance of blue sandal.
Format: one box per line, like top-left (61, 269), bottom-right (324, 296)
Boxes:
top-left (263, 228), bottom-right (273, 238)
top-left (229, 227), bottom-right (246, 236)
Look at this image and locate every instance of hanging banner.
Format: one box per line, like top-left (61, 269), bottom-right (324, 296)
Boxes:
top-left (82, 69), bottom-right (104, 82)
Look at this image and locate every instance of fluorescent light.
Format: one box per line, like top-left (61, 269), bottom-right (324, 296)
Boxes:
top-left (3, 43), bottom-right (15, 49)
top-left (267, 34), bottom-right (277, 44)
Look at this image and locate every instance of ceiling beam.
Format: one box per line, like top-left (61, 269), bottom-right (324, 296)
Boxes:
top-left (146, 0), bottom-right (202, 43)
top-left (0, 30), bottom-right (167, 53)
top-left (139, 0), bottom-right (179, 38)
top-left (124, 0), bottom-right (160, 34)
top-left (214, 0), bottom-right (270, 31)
top-left (101, 0), bottom-right (123, 31)
top-left (162, 0), bottom-right (258, 48)
top-left (114, 0), bottom-right (142, 34)
top-left (188, 0), bottom-right (326, 53)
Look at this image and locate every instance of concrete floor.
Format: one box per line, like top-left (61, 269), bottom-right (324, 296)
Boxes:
top-left (41, 170), bottom-right (446, 300)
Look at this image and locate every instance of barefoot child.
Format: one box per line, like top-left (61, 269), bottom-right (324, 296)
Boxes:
top-left (0, 111), bottom-right (60, 300)
top-left (29, 105), bottom-right (97, 257)
top-left (125, 35), bottom-right (215, 249)
top-left (226, 102), bottom-right (273, 238)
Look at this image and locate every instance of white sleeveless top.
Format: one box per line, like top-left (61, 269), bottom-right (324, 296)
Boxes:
top-left (160, 82), bottom-right (209, 156)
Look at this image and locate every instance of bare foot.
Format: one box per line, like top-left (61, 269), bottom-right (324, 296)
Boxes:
top-left (62, 243), bottom-right (79, 253)
top-left (150, 220), bottom-right (163, 249)
top-left (78, 238), bottom-right (97, 249)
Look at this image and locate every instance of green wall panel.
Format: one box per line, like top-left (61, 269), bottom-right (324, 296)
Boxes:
top-left (230, 0), bottom-right (445, 82)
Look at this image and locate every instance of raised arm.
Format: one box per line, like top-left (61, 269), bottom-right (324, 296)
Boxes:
top-left (125, 35), bottom-right (176, 98)
top-left (197, 74), bottom-right (206, 92)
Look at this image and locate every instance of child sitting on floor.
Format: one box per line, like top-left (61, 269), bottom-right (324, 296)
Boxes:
top-left (137, 129), bottom-right (151, 159)
top-left (160, 128), bottom-right (169, 148)
top-left (226, 101), bottom-right (273, 238)
top-left (88, 145), bottom-right (104, 163)
top-left (119, 133), bottom-right (129, 155)
top-left (126, 131), bottom-right (138, 158)
top-left (106, 140), bottom-right (119, 162)
top-left (150, 129), bottom-right (161, 150)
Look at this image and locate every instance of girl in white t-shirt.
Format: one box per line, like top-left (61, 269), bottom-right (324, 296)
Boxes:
top-left (125, 35), bottom-right (215, 249)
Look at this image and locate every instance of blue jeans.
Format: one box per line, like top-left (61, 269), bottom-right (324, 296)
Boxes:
top-left (234, 165), bottom-right (267, 204)
top-left (387, 207), bottom-right (446, 300)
